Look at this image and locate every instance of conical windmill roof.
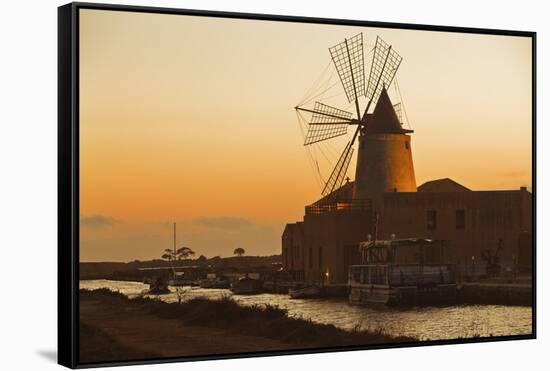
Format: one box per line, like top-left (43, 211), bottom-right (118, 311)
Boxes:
top-left (365, 87), bottom-right (412, 134)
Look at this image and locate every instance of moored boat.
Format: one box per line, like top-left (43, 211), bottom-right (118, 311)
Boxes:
top-left (349, 238), bottom-right (457, 306)
top-left (231, 277), bottom-right (262, 295)
top-left (168, 272), bottom-right (187, 287)
top-left (199, 278), bottom-right (230, 289)
top-left (146, 276), bottom-right (170, 295)
top-left (289, 285), bottom-right (321, 299)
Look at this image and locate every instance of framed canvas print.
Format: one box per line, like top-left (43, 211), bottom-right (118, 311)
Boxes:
top-left (58, 2), bottom-right (536, 368)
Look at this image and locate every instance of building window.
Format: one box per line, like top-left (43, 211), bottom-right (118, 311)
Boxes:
top-left (405, 142), bottom-right (410, 150)
top-left (308, 248), bottom-right (313, 269)
top-left (427, 210), bottom-right (437, 230)
top-left (456, 209), bottom-right (465, 229)
top-left (318, 247), bottom-right (323, 270)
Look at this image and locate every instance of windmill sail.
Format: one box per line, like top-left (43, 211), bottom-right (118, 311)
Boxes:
top-left (393, 102), bottom-right (403, 125)
top-left (304, 102), bottom-right (352, 145)
top-left (295, 33), bottom-right (405, 199)
top-left (365, 36), bottom-right (403, 108)
top-left (329, 33), bottom-right (365, 104)
top-left (322, 142), bottom-right (354, 197)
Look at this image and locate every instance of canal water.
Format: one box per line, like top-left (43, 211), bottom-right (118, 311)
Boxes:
top-left (80, 279), bottom-right (532, 341)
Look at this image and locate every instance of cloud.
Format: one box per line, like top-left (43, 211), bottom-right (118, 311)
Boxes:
top-left (80, 217), bottom-right (285, 261)
top-left (194, 216), bottom-right (252, 229)
top-left (81, 215), bottom-right (117, 229)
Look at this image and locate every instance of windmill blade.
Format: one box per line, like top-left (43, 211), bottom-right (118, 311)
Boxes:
top-left (322, 141), bottom-right (354, 197)
top-left (303, 102), bottom-right (353, 145)
top-left (329, 33), bottom-right (365, 105)
top-left (393, 102), bottom-right (403, 125)
top-left (365, 36), bottom-right (403, 108)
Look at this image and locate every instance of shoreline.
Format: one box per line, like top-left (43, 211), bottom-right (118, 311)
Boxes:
top-left (79, 288), bottom-right (415, 364)
top-left (81, 277), bottom-right (533, 307)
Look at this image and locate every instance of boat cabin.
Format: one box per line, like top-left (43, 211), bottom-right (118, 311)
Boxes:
top-left (349, 238), bottom-right (457, 305)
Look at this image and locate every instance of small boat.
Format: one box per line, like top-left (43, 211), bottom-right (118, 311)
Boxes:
top-left (289, 285), bottom-right (321, 299)
top-left (210, 279), bottom-right (231, 289)
top-left (199, 279), bottom-right (230, 289)
top-left (231, 277), bottom-right (262, 295)
top-left (168, 272), bottom-right (192, 287)
top-left (146, 276), bottom-right (170, 295)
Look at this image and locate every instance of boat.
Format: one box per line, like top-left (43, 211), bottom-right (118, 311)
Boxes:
top-left (231, 277), bottom-right (262, 295)
top-left (168, 272), bottom-right (196, 287)
top-left (146, 276), bottom-right (170, 295)
top-left (348, 238), bottom-right (458, 306)
top-left (289, 285), bottom-right (321, 299)
top-left (199, 278), bottom-right (230, 289)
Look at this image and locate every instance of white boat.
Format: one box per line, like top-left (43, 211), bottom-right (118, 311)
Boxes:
top-left (349, 238), bottom-right (457, 306)
top-left (289, 285), bottom-right (321, 299)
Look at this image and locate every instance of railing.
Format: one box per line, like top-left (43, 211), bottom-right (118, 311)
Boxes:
top-left (350, 263), bottom-right (457, 286)
top-left (305, 199), bottom-right (372, 215)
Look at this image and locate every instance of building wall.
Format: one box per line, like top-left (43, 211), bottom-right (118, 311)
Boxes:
top-left (283, 188), bottom-right (532, 284)
top-left (378, 189), bottom-right (532, 269)
top-left (282, 222), bottom-right (306, 281)
top-left (302, 210), bottom-right (371, 284)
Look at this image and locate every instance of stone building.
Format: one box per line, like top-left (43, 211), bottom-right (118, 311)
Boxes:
top-left (282, 89), bottom-right (532, 285)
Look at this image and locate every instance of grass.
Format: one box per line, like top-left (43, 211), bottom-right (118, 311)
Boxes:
top-left (80, 288), bottom-right (416, 348)
top-left (80, 321), bottom-right (160, 363)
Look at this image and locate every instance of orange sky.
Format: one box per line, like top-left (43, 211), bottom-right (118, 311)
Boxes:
top-left (79, 9), bottom-right (532, 262)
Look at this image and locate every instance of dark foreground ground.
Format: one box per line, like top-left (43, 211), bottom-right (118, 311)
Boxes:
top-left (79, 289), bottom-right (415, 364)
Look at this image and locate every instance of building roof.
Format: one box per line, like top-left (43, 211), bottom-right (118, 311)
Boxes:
top-left (365, 87), bottom-right (413, 135)
top-left (283, 221), bottom-right (304, 236)
top-left (312, 180), bottom-right (355, 205)
top-left (418, 178), bottom-right (471, 192)
top-left (283, 223), bottom-right (296, 235)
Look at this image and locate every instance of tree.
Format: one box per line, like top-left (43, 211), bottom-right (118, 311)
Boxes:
top-left (161, 246), bottom-right (195, 262)
top-left (162, 249), bottom-right (174, 261)
top-left (176, 246), bottom-right (195, 260)
top-left (197, 255), bottom-right (207, 262)
top-left (233, 247), bottom-right (245, 257)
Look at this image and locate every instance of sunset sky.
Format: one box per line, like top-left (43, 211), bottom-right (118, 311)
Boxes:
top-left (79, 9), bottom-right (532, 262)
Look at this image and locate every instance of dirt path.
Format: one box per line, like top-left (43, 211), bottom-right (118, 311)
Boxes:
top-left (80, 297), bottom-right (299, 363)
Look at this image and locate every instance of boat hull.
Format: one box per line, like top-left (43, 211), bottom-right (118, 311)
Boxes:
top-left (289, 285), bottom-right (321, 299)
top-left (349, 284), bottom-right (458, 306)
top-left (231, 278), bottom-right (262, 295)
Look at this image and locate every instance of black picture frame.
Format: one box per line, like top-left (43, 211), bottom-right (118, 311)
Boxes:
top-left (58, 2), bottom-right (537, 368)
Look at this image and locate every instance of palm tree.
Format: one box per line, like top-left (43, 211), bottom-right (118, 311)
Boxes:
top-left (233, 247), bottom-right (245, 257)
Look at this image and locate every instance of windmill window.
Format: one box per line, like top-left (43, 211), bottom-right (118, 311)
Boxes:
top-left (405, 142), bottom-right (410, 150)
top-left (427, 210), bottom-right (437, 230)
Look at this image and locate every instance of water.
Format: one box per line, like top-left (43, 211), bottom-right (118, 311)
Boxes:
top-left (80, 279), bottom-right (532, 341)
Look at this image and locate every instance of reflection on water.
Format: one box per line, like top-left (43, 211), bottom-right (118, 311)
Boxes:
top-left (80, 279), bottom-right (532, 341)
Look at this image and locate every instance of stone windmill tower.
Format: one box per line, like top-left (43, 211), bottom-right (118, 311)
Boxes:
top-left (295, 33), bottom-right (417, 202)
top-left (353, 87), bottom-right (416, 199)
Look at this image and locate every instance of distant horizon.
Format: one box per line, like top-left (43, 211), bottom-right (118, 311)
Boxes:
top-left (80, 253), bottom-right (283, 264)
top-left (79, 9), bottom-right (532, 262)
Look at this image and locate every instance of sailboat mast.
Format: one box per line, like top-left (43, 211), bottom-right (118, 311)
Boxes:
top-left (173, 222), bottom-right (176, 255)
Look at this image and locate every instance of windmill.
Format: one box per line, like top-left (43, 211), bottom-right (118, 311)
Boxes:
top-left (295, 33), bottom-right (416, 202)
